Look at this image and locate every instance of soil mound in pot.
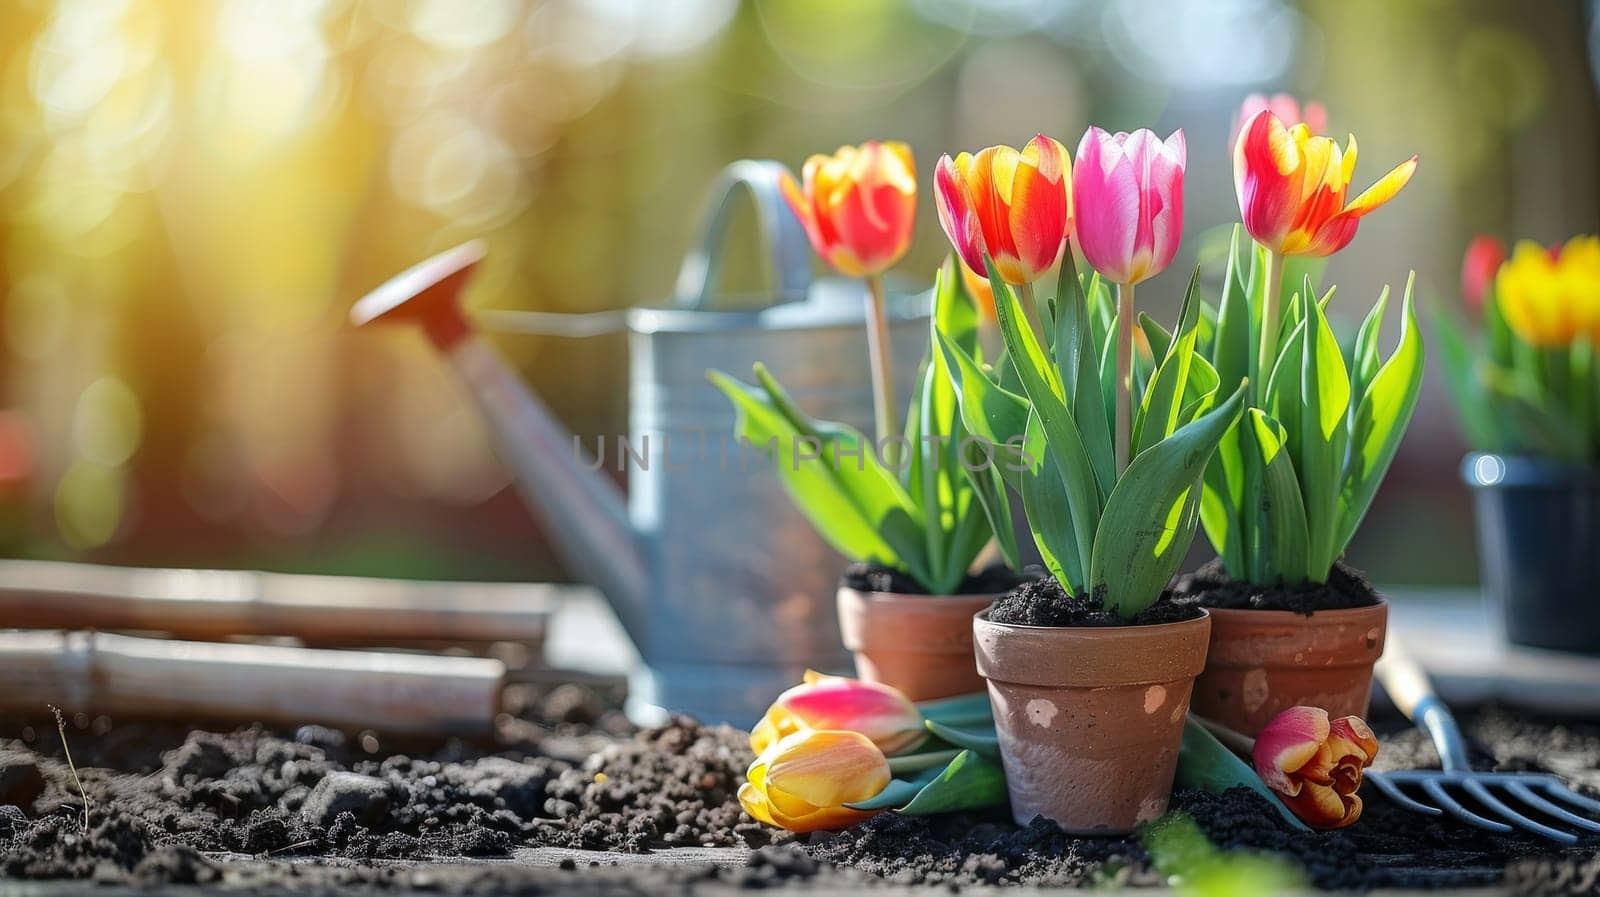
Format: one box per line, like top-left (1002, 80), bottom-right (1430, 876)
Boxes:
top-left (987, 575), bottom-right (1202, 627)
top-left (841, 562), bottom-right (1033, 596)
top-left (1172, 558), bottom-right (1379, 614)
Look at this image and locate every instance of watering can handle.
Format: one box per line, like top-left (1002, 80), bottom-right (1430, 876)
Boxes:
top-left (672, 159), bottom-right (813, 310)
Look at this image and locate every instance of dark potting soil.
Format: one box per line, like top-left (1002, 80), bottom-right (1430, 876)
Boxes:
top-left (986, 575), bottom-right (1203, 627)
top-left (840, 561), bottom-right (1035, 596)
top-left (1172, 557), bottom-right (1382, 614)
top-left (3, 677), bottom-right (1599, 893)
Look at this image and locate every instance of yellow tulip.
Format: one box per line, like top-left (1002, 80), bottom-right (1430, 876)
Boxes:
top-left (1496, 236), bottom-right (1600, 347)
top-left (738, 729), bottom-right (891, 833)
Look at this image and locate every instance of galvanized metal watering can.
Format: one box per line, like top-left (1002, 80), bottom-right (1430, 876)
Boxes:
top-left (351, 160), bottom-right (929, 727)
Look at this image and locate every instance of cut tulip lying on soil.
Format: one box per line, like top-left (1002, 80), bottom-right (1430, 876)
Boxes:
top-left (1252, 706), bottom-right (1379, 829)
top-left (741, 681), bottom-right (1010, 833)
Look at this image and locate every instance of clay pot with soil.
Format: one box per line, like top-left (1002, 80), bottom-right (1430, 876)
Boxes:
top-left (836, 563), bottom-right (1027, 700)
top-left (1463, 453), bottom-right (1600, 655)
top-left (974, 580), bottom-right (1212, 834)
top-left (1174, 561), bottom-right (1387, 736)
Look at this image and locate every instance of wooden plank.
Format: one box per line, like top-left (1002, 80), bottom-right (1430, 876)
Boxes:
top-left (0, 559), bottom-right (576, 645)
top-left (0, 630), bottom-right (503, 735)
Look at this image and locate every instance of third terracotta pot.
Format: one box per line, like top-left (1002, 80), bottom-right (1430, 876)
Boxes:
top-left (836, 586), bottom-right (998, 701)
top-left (973, 609), bottom-right (1211, 835)
top-left (1189, 600), bottom-right (1388, 737)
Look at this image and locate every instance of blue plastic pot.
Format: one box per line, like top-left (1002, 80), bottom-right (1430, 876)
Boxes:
top-left (1462, 453), bottom-right (1600, 655)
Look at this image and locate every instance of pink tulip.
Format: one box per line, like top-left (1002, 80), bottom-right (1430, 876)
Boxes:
top-left (750, 670), bottom-right (926, 757)
top-left (1071, 127), bottom-right (1186, 286)
top-left (1253, 706), bottom-right (1379, 829)
top-left (1230, 93), bottom-right (1327, 151)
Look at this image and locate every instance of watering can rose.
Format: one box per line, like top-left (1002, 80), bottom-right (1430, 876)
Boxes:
top-left (1495, 235), bottom-right (1600, 347)
top-left (739, 728), bottom-right (890, 833)
top-left (1233, 109), bottom-right (1417, 257)
top-left (1253, 706), bottom-right (1379, 829)
top-left (934, 134), bottom-right (1072, 285)
top-left (751, 670), bottom-right (926, 757)
top-left (779, 141), bottom-right (917, 278)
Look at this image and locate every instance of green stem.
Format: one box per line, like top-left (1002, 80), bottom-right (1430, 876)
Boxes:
top-left (1015, 281), bottom-right (1047, 350)
top-left (1116, 281), bottom-right (1135, 474)
top-left (863, 274), bottom-right (898, 449)
top-left (1256, 249), bottom-right (1285, 394)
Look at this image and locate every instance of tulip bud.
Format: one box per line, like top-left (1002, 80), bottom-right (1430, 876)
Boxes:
top-left (751, 670), bottom-right (926, 758)
top-left (738, 729), bottom-right (891, 833)
top-left (934, 134), bottom-right (1072, 285)
top-left (1461, 235), bottom-right (1506, 312)
top-left (779, 142), bottom-right (916, 279)
top-left (1233, 109), bottom-right (1417, 258)
top-left (1071, 127), bottom-right (1186, 287)
top-left (1253, 706), bottom-right (1379, 829)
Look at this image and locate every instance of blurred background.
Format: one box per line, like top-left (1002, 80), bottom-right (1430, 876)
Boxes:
top-left (0, 0), bottom-right (1594, 586)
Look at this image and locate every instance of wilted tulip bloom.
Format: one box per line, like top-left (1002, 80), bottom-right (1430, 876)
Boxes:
top-left (1233, 109), bottom-right (1417, 258)
top-left (1496, 235), bottom-right (1600, 347)
top-left (1461, 235), bottom-right (1507, 312)
top-left (1072, 127), bottom-right (1186, 286)
top-left (751, 671), bottom-right (926, 757)
top-left (1253, 706), bottom-right (1379, 829)
top-left (1230, 93), bottom-right (1327, 150)
top-left (780, 142), bottom-right (916, 278)
top-left (934, 134), bottom-right (1072, 285)
top-left (739, 729), bottom-right (891, 833)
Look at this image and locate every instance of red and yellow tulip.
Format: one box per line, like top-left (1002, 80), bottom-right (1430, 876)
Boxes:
top-left (934, 134), bottom-right (1072, 285)
top-left (1233, 109), bottom-right (1417, 258)
top-left (779, 141), bottom-right (917, 279)
top-left (1252, 706), bottom-right (1379, 829)
top-left (750, 670), bottom-right (926, 757)
top-left (738, 728), bottom-right (891, 833)
top-left (1461, 235), bottom-right (1508, 313)
top-left (1071, 127), bottom-right (1186, 286)
top-left (1230, 93), bottom-right (1327, 151)
top-left (1495, 235), bottom-right (1600, 347)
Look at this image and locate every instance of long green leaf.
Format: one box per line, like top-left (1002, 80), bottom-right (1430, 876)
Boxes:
top-left (924, 719), bottom-right (1001, 759)
top-left (1020, 411), bottom-right (1082, 589)
top-left (1090, 383), bottom-right (1249, 617)
top-left (1300, 296), bottom-right (1352, 580)
top-left (1248, 409), bottom-right (1310, 582)
top-left (1337, 282), bottom-right (1425, 552)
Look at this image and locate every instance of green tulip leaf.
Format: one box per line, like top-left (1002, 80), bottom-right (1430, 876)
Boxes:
top-left (896, 749), bottom-right (1009, 816)
top-left (916, 692), bottom-right (993, 727)
top-left (846, 765), bottom-right (943, 811)
top-left (924, 718), bottom-right (1001, 759)
top-left (1177, 718), bottom-right (1309, 832)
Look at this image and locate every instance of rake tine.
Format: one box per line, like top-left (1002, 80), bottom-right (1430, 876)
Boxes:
top-left (1541, 782), bottom-right (1600, 816)
top-left (1369, 773), bottom-right (1443, 816)
top-left (1460, 780), bottom-right (1576, 844)
top-left (1506, 782), bottom-right (1600, 835)
top-left (1421, 779), bottom-right (1513, 833)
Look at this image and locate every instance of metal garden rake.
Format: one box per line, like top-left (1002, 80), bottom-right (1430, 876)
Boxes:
top-left (1368, 638), bottom-right (1600, 844)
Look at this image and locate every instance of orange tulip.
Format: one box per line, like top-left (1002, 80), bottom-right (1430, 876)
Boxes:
top-left (751, 670), bottom-right (925, 757)
top-left (934, 134), bottom-right (1072, 285)
top-left (1233, 109), bottom-right (1417, 258)
top-left (1253, 706), bottom-right (1379, 829)
top-left (738, 729), bottom-right (891, 833)
top-left (780, 142), bottom-right (916, 278)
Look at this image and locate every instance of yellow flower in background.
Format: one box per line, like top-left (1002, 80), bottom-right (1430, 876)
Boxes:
top-left (738, 729), bottom-right (891, 833)
top-left (1495, 236), bottom-right (1600, 347)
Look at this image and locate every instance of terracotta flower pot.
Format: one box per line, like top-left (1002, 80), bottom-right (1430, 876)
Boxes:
top-left (1189, 600), bottom-right (1387, 737)
top-left (836, 586), bottom-right (997, 701)
top-left (972, 610), bottom-right (1211, 834)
